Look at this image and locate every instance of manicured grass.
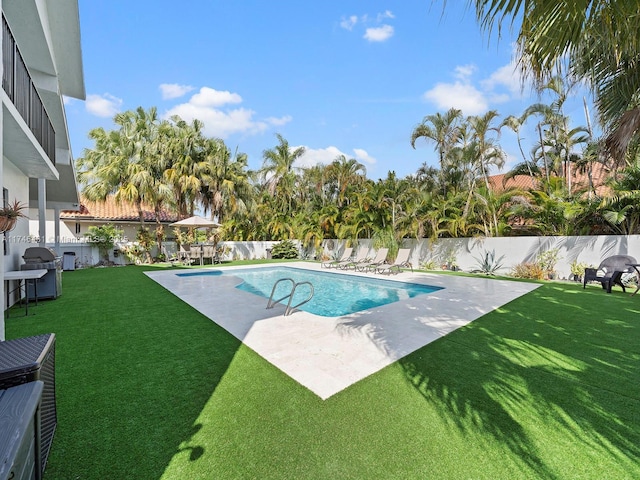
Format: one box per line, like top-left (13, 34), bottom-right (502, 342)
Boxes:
top-left (6, 265), bottom-right (640, 479)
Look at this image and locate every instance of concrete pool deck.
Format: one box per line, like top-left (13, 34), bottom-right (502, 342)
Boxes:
top-left (145, 263), bottom-right (541, 400)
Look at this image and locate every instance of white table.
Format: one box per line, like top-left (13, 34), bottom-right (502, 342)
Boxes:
top-left (4, 269), bottom-right (47, 317)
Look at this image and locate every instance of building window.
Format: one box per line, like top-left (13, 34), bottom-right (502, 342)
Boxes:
top-left (75, 222), bottom-right (81, 234)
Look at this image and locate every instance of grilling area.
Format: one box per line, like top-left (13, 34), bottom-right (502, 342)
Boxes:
top-left (20, 247), bottom-right (62, 300)
top-left (3, 247), bottom-right (62, 319)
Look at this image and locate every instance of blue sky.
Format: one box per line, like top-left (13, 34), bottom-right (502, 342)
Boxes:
top-left (65, 0), bottom-right (594, 181)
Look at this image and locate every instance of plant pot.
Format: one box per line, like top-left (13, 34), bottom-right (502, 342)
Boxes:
top-left (0, 216), bottom-right (17, 233)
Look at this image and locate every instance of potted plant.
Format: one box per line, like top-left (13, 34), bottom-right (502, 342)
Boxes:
top-left (0, 199), bottom-right (27, 233)
top-left (570, 261), bottom-right (588, 282)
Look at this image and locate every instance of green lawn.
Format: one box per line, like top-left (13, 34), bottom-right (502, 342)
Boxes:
top-left (6, 265), bottom-right (640, 479)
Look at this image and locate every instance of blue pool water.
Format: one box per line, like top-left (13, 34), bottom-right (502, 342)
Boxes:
top-left (178, 267), bottom-right (442, 316)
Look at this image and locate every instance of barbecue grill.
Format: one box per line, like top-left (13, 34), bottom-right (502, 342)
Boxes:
top-left (20, 247), bottom-right (62, 299)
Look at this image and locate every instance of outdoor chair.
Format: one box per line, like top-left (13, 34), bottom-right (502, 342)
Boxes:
top-left (202, 245), bottom-right (220, 265)
top-left (583, 254), bottom-right (637, 293)
top-left (354, 248), bottom-right (389, 272)
top-left (337, 250), bottom-right (369, 270)
top-left (375, 248), bottom-right (413, 274)
top-left (321, 247), bottom-right (353, 268)
top-left (161, 246), bottom-right (180, 266)
top-left (178, 245), bottom-right (191, 265)
top-left (190, 245), bottom-right (203, 266)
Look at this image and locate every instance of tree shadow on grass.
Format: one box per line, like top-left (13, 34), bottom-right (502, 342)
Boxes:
top-left (6, 266), bottom-right (242, 480)
top-left (399, 283), bottom-right (640, 478)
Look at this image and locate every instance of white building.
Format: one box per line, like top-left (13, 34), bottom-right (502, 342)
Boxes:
top-left (1, 0), bottom-right (85, 339)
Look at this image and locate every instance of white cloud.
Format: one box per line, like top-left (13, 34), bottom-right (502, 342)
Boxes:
top-left (353, 148), bottom-right (376, 165)
top-left (423, 81), bottom-right (489, 116)
top-left (163, 86), bottom-right (287, 139)
top-left (377, 10), bottom-right (395, 21)
top-left (294, 146), bottom-right (377, 169)
top-left (340, 15), bottom-right (358, 30)
top-left (422, 60), bottom-right (530, 115)
top-left (266, 115), bottom-right (293, 126)
top-left (364, 25), bottom-right (394, 42)
top-left (295, 146), bottom-right (346, 168)
top-left (190, 87), bottom-right (242, 107)
top-left (454, 64), bottom-right (477, 80)
top-left (159, 83), bottom-right (195, 100)
top-left (86, 93), bottom-right (122, 117)
top-left (481, 62), bottom-right (524, 96)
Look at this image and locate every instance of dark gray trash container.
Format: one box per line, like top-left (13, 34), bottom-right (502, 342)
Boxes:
top-left (0, 334), bottom-right (57, 474)
top-left (62, 252), bottom-right (76, 271)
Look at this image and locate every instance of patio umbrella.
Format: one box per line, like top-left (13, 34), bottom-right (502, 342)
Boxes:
top-left (169, 215), bottom-right (221, 229)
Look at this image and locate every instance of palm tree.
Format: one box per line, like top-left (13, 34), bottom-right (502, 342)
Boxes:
top-left (260, 133), bottom-right (305, 198)
top-left (411, 108), bottom-right (463, 180)
top-left (470, 1), bottom-right (640, 161)
top-left (325, 155), bottom-right (367, 208)
top-left (200, 143), bottom-right (252, 225)
top-left (162, 116), bottom-right (208, 219)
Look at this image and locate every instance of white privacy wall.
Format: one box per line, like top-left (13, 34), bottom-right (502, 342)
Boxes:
top-left (322, 235), bottom-right (640, 280)
top-left (45, 235), bottom-right (640, 279)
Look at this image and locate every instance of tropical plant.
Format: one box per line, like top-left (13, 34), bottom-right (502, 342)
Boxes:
top-left (135, 226), bottom-right (156, 264)
top-left (510, 262), bottom-right (545, 280)
top-left (470, 0), bottom-right (640, 162)
top-left (570, 261), bottom-right (589, 281)
top-left (473, 249), bottom-right (506, 275)
top-left (270, 240), bottom-right (298, 259)
top-left (0, 199), bottom-right (27, 232)
top-left (536, 249), bottom-right (561, 279)
top-left (85, 224), bottom-right (121, 263)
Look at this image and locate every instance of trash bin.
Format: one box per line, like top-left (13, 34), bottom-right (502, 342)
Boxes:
top-left (266, 248), bottom-right (272, 259)
top-left (0, 334), bottom-right (57, 474)
top-left (0, 381), bottom-right (44, 480)
top-left (63, 252), bottom-right (76, 271)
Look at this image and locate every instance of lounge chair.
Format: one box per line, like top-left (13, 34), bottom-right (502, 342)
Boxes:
top-left (583, 254), bottom-right (637, 293)
top-left (337, 250), bottom-right (369, 270)
top-left (321, 247), bottom-right (353, 268)
top-left (375, 248), bottom-right (413, 274)
top-left (177, 245), bottom-right (191, 265)
top-left (161, 246), bottom-right (180, 266)
top-left (354, 248), bottom-right (389, 272)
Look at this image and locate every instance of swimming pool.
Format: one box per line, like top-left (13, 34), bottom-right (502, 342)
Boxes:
top-left (178, 266), bottom-right (442, 316)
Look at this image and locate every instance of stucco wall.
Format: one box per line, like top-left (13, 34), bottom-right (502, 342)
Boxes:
top-left (42, 235), bottom-right (640, 279)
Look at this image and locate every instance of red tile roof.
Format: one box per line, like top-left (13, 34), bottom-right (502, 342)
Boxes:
top-left (60, 195), bottom-right (178, 223)
top-left (488, 162), bottom-right (612, 196)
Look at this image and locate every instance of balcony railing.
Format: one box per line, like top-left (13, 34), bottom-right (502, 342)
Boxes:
top-left (2, 14), bottom-right (56, 164)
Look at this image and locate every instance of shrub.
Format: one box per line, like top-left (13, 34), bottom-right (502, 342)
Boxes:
top-left (510, 262), bottom-right (545, 280)
top-left (86, 224), bottom-right (121, 262)
top-left (270, 240), bottom-right (298, 259)
top-left (473, 249), bottom-right (505, 275)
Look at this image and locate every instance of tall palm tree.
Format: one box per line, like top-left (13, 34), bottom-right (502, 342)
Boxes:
top-left (470, 1), bottom-right (640, 161)
top-left (410, 108), bottom-right (463, 172)
top-left (162, 116), bottom-right (207, 219)
top-left (260, 133), bottom-right (306, 197)
top-left (200, 142), bottom-right (252, 225)
top-left (325, 155), bottom-right (367, 208)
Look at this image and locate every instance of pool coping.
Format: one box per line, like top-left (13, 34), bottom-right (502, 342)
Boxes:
top-left (145, 262), bottom-right (541, 399)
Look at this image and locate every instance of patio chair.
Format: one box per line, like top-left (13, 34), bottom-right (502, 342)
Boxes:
top-left (161, 246), bottom-right (180, 266)
top-left (337, 250), bottom-right (369, 270)
top-left (321, 247), bottom-right (353, 268)
top-left (202, 245), bottom-right (220, 265)
top-left (583, 254), bottom-right (637, 293)
top-left (375, 248), bottom-right (413, 274)
top-left (354, 248), bottom-right (389, 272)
top-left (190, 245), bottom-right (203, 266)
top-left (178, 245), bottom-right (191, 265)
